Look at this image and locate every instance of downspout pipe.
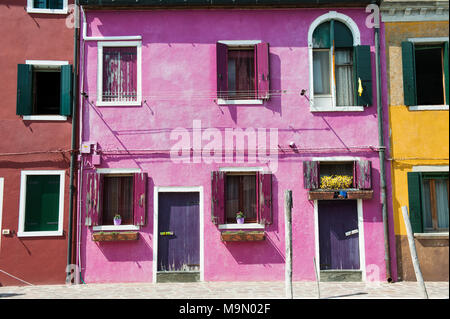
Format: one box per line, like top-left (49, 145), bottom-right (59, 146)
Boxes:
top-left (374, 1), bottom-right (392, 282)
top-left (67, 0), bottom-right (80, 283)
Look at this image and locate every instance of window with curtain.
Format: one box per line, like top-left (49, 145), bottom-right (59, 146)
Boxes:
top-left (421, 177), bottom-right (449, 232)
top-left (225, 174), bottom-right (257, 223)
top-left (102, 47), bottom-right (138, 103)
top-left (102, 175), bottom-right (134, 225)
top-left (312, 20), bottom-right (355, 106)
top-left (227, 49), bottom-right (256, 100)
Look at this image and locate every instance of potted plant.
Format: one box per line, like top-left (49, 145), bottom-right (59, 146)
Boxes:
top-left (236, 211), bottom-right (245, 224)
top-left (113, 214), bottom-right (122, 226)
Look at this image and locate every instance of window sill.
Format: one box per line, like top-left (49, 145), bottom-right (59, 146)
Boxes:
top-left (96, 101), bottom-right (142, 107)
top-left (22, 115), bottom-right (68, 121)
top-left (408, 105), bottom-right (449, 111)
top-left (310, 106), bottom-right (365, 112)
top-left (218, 223), bottom-right (265, 230)
top-left (27, 8), bottom-right (68, 15)
top-left (17, 230), bottom-right (63, 238)
top-left (93, 225), bottom-right (140, 231)
top-left (414, 232), bottom-right (449, 240)
top-left (217, 99), bottom-right (263, 105)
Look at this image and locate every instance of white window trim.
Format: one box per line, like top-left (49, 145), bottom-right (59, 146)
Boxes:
top-left (216, 40), bottom-right (264, 105)
top-left (412, 165), bottom-right (449, 172)
top-left (22, 115), bottom-right (68, 121)
top-left (308, 11), bottom-right (363, 112)
top-left (18, 170), bottom-right (65, 237)
top-left (93, 225), bottom-right (140, 232)
top-left (97, 41), bottom-right (142, 107)
top-left (218, 223), bottom-right (265, 230)
top-left (153, 186), bottom-right (204, 283)
top-left (406, 37), bottom-right (450, 110)
top-left (95, 168), bottom-right (141, 174)
top-left (27, 0), bottom-right (68, 15)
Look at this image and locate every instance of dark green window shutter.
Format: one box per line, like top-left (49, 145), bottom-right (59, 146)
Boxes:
top-left (444, 41), bottom-right (449, 105)
top-left (33, 0), bottom-right (47, 9)
top-left (60, 64), bottom-right (72, 116)
top-left (407, 172), bottom-right (423, 233)
top-left (16, 64), bottom-right (33, 116)
top-left (354, 45), bottom-right (372, 106)
top-left (49, 0), bottom-right (64, 9)
top-left (401, 41), bottom-right (417, 106)
top-left (24, 175), bottom-right (60, 232)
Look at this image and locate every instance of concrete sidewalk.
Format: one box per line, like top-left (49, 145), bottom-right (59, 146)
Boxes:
top-left (0, 281), bottom-right (448, 299)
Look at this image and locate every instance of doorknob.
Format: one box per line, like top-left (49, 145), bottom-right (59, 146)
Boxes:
top-left (160, 231), bottom-right (174, 236)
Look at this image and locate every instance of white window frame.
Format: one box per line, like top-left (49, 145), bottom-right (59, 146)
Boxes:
top-left (92, 167), bottom-right (141, 231)
top-left (23, 60), bottom-right (69, 121)
top-left (27, 0), bottom-right (68, 15)
top-left (406, 37), bottom-right (449, 111)
top-left (217, 167), bottom-right (265, 229)
top-left (308, 11), bottom-right (364, 112)
top-left (18, 170), bottom-right (65, 237)
top-left (216, 40), bottom-right (264, 106)
top-left (97, 41), bottom-right (142, 107)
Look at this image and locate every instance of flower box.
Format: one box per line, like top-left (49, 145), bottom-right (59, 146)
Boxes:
top-left (221, 231), bottom-right (265, 242)
top-left (308, 189), bottom-right (373, 200)
top-left (92, 231), bottom-right (139, 242)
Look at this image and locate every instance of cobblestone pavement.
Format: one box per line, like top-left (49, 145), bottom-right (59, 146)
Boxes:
top-left (0, 281), bottom-right (448, 299)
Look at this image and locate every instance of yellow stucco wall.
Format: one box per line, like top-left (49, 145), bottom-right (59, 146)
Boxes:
top-left (385, 21), bottom-right (449, 236)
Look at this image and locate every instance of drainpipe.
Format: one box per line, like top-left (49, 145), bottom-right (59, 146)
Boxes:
top-left (374, 3), bottom-right (392, 282)
top-left (67, 0), bottom-right (80, 282)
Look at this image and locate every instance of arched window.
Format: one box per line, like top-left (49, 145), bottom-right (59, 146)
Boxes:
top-left (308, 12), bottom-right (372, 110)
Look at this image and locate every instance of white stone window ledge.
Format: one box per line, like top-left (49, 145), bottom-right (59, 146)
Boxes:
top-left (310, 106), bottom-right (365, 112)
top-left (217, 99), bottom-right (263, 105)
top-left (22, 115), bottom-right (68, 121)
top-left (414, 232), bottom-right (449, 239)
top-left (93, 225), bottom-right (140, 232)
top-left (408, 105), bottom-right (449, 111)
top-left (218, 223), bottom-right (265, 230)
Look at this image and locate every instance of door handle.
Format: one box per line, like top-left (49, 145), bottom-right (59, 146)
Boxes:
top-left (345, 229), bottom-right (359, 237)
top-left (160, 231), bottom-right (174, 236)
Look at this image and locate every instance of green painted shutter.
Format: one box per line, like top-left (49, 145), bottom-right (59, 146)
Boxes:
top-left (407, 172), bottom-right (423, 233)
top-left (444, 41), bottom-right (449, 105)
top-left (25, 175), bottom-right (60, 232)
top-left (354, 45), bottom-right (372, 106)
top-left (60, 64), bottom-right (72, 116)
top-left (16, 64), bottom-right (33, 116)
top-left (401, 41), bottom-right (417, 106)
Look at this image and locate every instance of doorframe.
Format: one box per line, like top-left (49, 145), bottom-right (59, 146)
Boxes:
top-left (314, 199), bottom-right (367, 281)
top-left (152, 186), bottom-right (204, 283)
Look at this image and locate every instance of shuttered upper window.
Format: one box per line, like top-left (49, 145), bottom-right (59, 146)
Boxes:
top-left (402, 39), bottom-right (449, 108)
top-left (216, 41), bottom-right (270, 105)
top-left (309, 13), bottom-right (372, 112)
top-left (16, 62), bottom-right (72, 118)
top-left (97, 41), bottom-right (142, 106)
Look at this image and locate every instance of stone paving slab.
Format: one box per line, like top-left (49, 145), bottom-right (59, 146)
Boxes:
top-left (0, 281), bottom-right (448, 299)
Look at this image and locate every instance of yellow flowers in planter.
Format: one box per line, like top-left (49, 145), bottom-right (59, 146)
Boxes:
top-left (320, 175), bottom-right (353, 190)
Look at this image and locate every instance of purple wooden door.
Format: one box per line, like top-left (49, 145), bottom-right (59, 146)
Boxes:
top-left (318, 200), bottom-right (360, 270)
top-left (157, 192), bottom-right (200, 272)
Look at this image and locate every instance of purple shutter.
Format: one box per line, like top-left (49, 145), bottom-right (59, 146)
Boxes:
top-left (256, 42), bottom-right (270, 99)
top-left (303, 161), bottom-right (319, 189)
top-left (211, 171), bottom-right (225, 225)
top-left (216, 42), bottom-right (228, 99)
top-left (355, 160), bottom-right (372, 189)
top-left (258, 172), bottom-right (272, 225)
top-left (133, 172), bottom-right (148, 226)
top-left (85, 172), bottom-right (102, 226)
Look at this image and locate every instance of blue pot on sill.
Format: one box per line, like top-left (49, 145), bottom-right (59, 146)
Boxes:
top-left (339, 190), bottom-right (348, 199)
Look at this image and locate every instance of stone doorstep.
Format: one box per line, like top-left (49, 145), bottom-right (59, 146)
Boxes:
top-left (320, 270), bottom-right (363, 282)
top-left (156, 271), bottom-right (200, 283)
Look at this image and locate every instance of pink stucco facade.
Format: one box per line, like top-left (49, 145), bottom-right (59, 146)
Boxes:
top-left (78, 8), bottom-right (396, 283)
